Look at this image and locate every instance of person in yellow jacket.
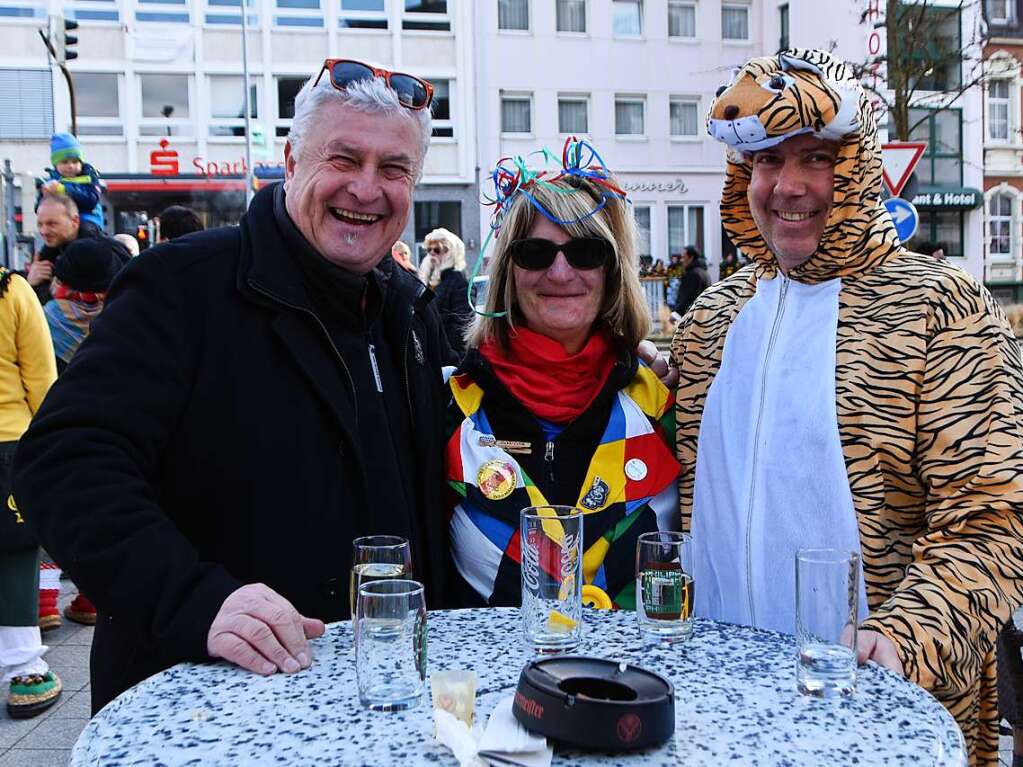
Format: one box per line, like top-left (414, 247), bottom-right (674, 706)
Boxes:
top-left (0, 268), bottom-right (59, 718)
top-left (674, 48), bottom-right (1023, 766)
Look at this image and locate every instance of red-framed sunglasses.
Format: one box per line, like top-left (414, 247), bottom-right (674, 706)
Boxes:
top-left (314, 58), bottom-right (434, 111)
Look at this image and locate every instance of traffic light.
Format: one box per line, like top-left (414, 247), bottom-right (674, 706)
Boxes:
top-left (48, 14), bottom-right (79, 64)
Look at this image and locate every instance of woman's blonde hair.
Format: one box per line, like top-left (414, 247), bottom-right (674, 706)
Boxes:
top-left (419, 227), bottom-right (466, 287)
top-left (465, 175), bottom-right (650, 351)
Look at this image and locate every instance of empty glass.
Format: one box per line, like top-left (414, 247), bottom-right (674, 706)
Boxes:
top-left (795, 548), bottom-right (859, 697)
top-left (636, 531), bottom-right (694, 643)
top-left (520, 505), bottom-right (584, 654)
top-left (355, 578), bottom-right (427, 711)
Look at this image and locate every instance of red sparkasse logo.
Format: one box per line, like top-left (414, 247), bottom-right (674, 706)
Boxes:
top-left (616, 713), bottom-right (642, 743)
top-left (514, 691), bottom-right (544, 719)
top-left (149, 139), bottom-right (179, 176)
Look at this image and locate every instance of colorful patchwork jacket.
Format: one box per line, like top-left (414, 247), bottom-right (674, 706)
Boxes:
top-left (445, 349), bottom-right (680, 610)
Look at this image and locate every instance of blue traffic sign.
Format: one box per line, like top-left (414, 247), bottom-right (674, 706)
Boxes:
top-left (883, 197), bottom-right (919, 243)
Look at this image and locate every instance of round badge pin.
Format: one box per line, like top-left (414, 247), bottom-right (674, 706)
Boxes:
top-left (625, 459), bottom-right (648, 482)
top-left (476, 459), bottom-right (517, 500)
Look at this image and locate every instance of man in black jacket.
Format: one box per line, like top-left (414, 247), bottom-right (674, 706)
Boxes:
top-left (13, 63), bottom-right (453, 713)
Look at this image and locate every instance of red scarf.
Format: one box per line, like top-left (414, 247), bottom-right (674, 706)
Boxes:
top-left (479, 326), bottom-right (617, 424)
top-left (51, 283), bottom-right (105, 304)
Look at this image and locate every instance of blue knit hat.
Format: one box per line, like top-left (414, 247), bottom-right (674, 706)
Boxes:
top-left (50, 132), bottom-right (83, 165)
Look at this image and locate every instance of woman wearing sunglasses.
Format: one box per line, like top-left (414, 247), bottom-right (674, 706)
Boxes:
top-left (444, 168), bottom-right (680, 611)
top-left (417, 228), bottom-right (472, 357)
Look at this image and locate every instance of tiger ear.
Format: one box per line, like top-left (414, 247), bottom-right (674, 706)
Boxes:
top-left (779, 52), bottom-right (826, 78)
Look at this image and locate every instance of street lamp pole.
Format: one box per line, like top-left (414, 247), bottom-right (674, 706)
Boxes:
top-left (240, 0), bottom-right (254, 206)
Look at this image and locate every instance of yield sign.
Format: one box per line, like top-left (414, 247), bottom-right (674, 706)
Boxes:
top-left (881, 142), bottom-right (927, 197)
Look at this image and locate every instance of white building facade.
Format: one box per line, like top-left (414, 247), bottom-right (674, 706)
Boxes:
top-left (0, 0), bottom-right (479, 259)
top-left (473, 0), bottom-right (872, 279)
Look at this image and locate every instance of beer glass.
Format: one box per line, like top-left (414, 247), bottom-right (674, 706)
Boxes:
top-left (520, 506), bottom-right (583, 653)
top-left (795, 548), bottom-right (859, 697)
top-left (636, 531), bottom-right (694, 643)
top-left (355, 579), bottom-right (427, 711)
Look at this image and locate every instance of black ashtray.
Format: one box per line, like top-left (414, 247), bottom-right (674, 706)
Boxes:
top-left (512, 656), bottom-right (675, 751)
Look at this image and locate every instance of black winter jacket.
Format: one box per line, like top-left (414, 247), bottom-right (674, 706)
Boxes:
top-left (13, 184), bottom-right (453, 713)
top-left (432, 268), bottom-right (472, 359)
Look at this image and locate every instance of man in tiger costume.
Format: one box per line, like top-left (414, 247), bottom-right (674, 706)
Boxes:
top-left (673, 48), bottom-right (1023, 766)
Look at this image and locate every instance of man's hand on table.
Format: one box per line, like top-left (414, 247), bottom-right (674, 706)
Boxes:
top-left (207, 583), bottom-right (326, 676)
top-left (855, 629), bottom-right (904, 676)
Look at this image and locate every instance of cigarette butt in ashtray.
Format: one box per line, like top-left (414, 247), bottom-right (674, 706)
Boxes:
top-left (431, 670), bottom-right (478, 728)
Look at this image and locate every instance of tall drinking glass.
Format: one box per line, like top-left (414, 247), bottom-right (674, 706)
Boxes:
top-left (795, 548), bottom-right (859, 697)
top-left (520, 506), bottom-right (583, 654)
top-left (636, 531), bottom-right (694, 643)
top-left (355, 579), bottom-right (427, 711)
top-left (349, 535), bottom-right (412, 624)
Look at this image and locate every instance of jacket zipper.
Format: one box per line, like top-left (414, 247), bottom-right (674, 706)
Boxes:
top-left (744, 275), bottom-right (789, 625)
top-left (544, 441), bottom-right (555, 484)
top-left (247, 280), bottom-right (359, 423)
top-left (367, 341), bottom-right (383, 393)
top-left (402, 284), bottom-right (427, 433)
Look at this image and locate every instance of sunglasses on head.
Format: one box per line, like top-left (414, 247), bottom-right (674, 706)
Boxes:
top-left (314, 58), bottom-right (434, 111)
top-left (507, 237), bottom-right (613, 271)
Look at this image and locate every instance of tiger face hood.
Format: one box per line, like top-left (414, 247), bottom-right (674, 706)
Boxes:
top-left (708, 49), bottom-right (902, 283)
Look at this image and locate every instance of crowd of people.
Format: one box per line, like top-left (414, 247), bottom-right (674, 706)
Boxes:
top-left (0, 49), bottom-right (1021, 767)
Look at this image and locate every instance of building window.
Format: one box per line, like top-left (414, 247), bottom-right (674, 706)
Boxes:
top-left (668, 205), bottom-right (705, 255)
top-left (498, 0), bottom-right (528, 30)
top-left (556, 0), bottom-right (585, 32)
top-left (634, 205), bottom-right (651, 259)
top-left (612, 0), bottom-right (642, 37)
top-left (208, 75), bottom-right (258, 137)
top-left (403, 0), bottom-right (450, 31)
top-left (989, 193), bottom-right (1014, 257)
top-left (615, 96), bottom-right (645, 136)
top-left (721, 3), bottom-right (749, 41)
top-left (0, 69), bottom-right (53, 139)
top-left (892, 108), bottom-right (961, 185)
top-left (558, 95), bottom-right (588, 134)
top-left (414, 201), bottom-right (461, 251)
top-left (987, 0), bottom-right (1016, 24)
top-left (76, 72), bottom-right (122, 136)
top-left (989, 79), bottom-right (1010, 141)
top-left (778, 3), bottom-right (789, 51)
top-left (339, 0), bottom-right (386, 28)
top-left (892, 6), bottom-right (960, 91)
top-left (431, 80), bottom-right (453, 138)
top-left (136, 0), bottom-right (189, 23)
top-left (670, 97), bottom-right (699, 137)
top-left (205, 0), bottom-right (259, 25)
top-left (501, 93), bottom-right (532, 134)
top-left (0, 2), bottom-right (45, 18)
top-left (667, 0), bottom-right (695, 38)
top-left (271, 0), bottom-right (319, 26)
top-left (139, 73), bottom-right (192, 136)
top-left (69, 0), bottom-right (120, 22)
top-left (912, 211), bottom-right (964, 259)
top-left (275, 76), bottom-right (305, 136)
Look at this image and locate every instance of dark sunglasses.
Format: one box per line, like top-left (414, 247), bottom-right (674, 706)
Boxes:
top-left (508, 237), bottom-right (613, 271)
top-left (314, 58), bottom-right (434, 111)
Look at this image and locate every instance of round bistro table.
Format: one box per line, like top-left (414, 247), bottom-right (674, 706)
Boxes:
top-left (71, 608), bottom-right (965, 766)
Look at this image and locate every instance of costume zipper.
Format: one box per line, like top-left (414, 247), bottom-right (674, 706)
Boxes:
top-left (744, 275), bottom-right (789, 625)
top-left (544, 441), bottom-right (555, 484)
top-left (248, 280), bottom-right (359, 423)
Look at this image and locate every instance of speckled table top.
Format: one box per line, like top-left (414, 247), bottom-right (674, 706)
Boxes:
top-left (71, 608), bottom-right (965, 766)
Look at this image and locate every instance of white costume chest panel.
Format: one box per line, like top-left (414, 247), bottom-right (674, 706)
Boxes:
top-left (692, 275), bottom-right (868, 634)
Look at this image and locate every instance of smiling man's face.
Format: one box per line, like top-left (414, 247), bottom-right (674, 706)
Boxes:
top-left (284, 101), bottom-right (421, 273)
top-left (747, 133), bottom-right (838, 273)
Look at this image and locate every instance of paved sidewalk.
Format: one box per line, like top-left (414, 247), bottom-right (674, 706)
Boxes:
top-left (1, 582), bottom-right (92, 767)
top-left (0, 580), bottom-right (1017, 766)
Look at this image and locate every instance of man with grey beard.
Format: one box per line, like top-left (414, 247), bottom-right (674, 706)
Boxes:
top-left (14, 60), bottom-right (454, 713)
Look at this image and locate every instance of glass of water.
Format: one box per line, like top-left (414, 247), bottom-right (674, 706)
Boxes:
top-left (636, 531), bottom-right (694, 643)
top-left (795, 548), bottom-right (859, 697)
top-left (355, 578), bottom-right (427, 711)
top-left (349, 536), bottom-right (412, 623)
top-left (520, 506), bottom-right (583, 654)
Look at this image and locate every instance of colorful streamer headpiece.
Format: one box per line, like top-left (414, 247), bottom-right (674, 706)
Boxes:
top-left (469, 137), bottom-right (628, 318)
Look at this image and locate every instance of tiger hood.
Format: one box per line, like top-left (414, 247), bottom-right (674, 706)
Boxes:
top-left (708, 48), bottom-right (902, 284)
